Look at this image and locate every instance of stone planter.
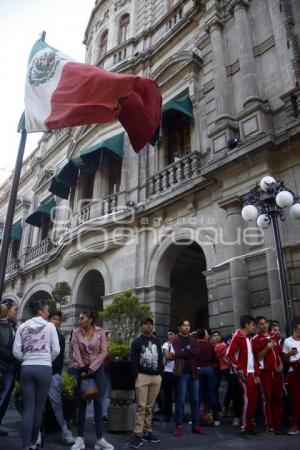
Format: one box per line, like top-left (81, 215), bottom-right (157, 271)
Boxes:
top-left (108, 389), bottom-right (136, 432)
top-left (108, 360), bottom-right (136, 432)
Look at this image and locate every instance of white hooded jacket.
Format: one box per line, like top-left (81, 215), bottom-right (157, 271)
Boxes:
top-left (13, 316), bottom-right (60, 366)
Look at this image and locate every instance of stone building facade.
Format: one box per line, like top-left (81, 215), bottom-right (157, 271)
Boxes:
top-left (1, 0), bottom-right (300, 339)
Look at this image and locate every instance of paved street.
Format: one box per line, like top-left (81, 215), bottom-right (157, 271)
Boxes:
top-left (2, 406), bottom-right (300, 450)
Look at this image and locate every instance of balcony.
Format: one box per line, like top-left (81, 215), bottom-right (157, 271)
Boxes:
top-left (147, 151), bottom-right (201, 197)
top-left (5, 258), bottom-right (20, 275)
top-left (77, 193), bottom-right (120, 225)
top-left (24, 238), bottom-right (53, 264)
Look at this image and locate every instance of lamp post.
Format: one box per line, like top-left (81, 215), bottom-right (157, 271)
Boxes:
top-left (241, 176), bottom-right (300, 337)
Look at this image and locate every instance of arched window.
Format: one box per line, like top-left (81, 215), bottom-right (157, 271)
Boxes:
top-left (119, 14), bottom-right (130, 45)
top-left (99, 30), bottom-right (108, 59)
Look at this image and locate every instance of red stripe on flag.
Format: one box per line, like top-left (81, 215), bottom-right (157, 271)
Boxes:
top-left (119, 77), bottom-right (162, 153)
top-left (45, 62), bottom-right (134, 129)
top-left (45, 62), bottom-right (161, 152)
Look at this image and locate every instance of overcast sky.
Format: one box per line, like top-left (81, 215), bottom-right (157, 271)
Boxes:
top-left (0, 0), bottom-right (95, 184)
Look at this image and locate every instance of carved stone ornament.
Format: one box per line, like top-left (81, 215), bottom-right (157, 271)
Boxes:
top-left (95, 9), bottom-right (110, 31)
top-left (114, 0), bottom-right (131, 11)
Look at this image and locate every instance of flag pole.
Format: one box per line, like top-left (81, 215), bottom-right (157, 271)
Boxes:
top-left (0, 129), bottom-right (27, 299)
top-left (0, 31), bottom-right (46, 301)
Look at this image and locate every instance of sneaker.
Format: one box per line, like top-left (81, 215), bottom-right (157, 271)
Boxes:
top-left (192, 425), bottom-right (207, 435)
top-left (142, 432), bottom-right (160, 443)
top-left (288, 426), bottom-right (300, 435)
top-left (214, 420), bottom-right (221, 426)
top-left (130, 434), bottom-right (143, 448)
top-left (172, 426), bottom-right (182, 437)
top-left (232, 417), bottom-right (240, 427)
top-left (63, 430), bottom-right (76, 444)
top-left (71, 437), bottom-right (85, 450)
top-left (95, 436), bottom-right (114, 450)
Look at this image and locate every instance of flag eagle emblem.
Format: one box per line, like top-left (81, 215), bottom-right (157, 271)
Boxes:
top-left (28, 51), bottom-right (61, 87)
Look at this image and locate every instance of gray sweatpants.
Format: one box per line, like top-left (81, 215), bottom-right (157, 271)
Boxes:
top-left (20, 365), bottom-right (52, 448)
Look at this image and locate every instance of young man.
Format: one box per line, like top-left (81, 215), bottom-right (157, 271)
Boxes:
top-left (196, 328), bottom-right (219, 426)
top-left (0, 299), bottom-right (18, 436)
top-left (252, 316), bottom-right (283, 433)
top-left (226, 315), bottom-right (260, 435)
top-left (48, 311), bottom-right (75, 444)
top-left (161, 328), bottom-right (177, 421)
top-left (130, 318), bottom-right (163, 448)
top-left (172, 319), bottom-right (205, 437)
top-left (282, 319), bottom-right (300, 435)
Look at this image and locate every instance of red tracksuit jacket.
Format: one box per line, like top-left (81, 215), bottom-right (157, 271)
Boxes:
top-left (252, 333), bottom-right (282, 370)
top-left (226, 330), bottom-right (259, 376)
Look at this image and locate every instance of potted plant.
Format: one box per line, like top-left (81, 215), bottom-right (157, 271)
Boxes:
top-left (98, 291), bottom-right (152, 432)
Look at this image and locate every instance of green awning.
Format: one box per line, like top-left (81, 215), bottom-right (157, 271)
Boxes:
top-left (163, 94), bottom-right (193, 119)
top-left (11, 221), bottom-right (23, 241)
top-left (49, 176), bottom-right (70, 200)
top-left (25, 198), bottom-right (56, 227)
top-left (80, 132), bottom-right (124, 161)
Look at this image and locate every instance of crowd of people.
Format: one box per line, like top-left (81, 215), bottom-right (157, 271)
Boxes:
top-left (0, 298), bottom-right (300, 450)
top-left (129, 315), bottom-right (300, 447)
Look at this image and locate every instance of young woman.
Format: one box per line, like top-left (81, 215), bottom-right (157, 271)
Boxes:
top-left (13, 300), bottom-right (60, 450)
top-left (70, 310), bottom-right (114, 450)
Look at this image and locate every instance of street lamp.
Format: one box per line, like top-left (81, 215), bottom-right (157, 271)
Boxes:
top-left (241, 176), bottom-right (300, 336)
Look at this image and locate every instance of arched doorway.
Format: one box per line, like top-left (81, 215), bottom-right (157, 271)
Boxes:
top-left (22, 290), bottom-right (52, 320)
top-left (76, 269), bottom-right (105, 311)
top-left (155, 241), bottom-right (208, 332)
top-left (170, 242), bottom-right (208, 330)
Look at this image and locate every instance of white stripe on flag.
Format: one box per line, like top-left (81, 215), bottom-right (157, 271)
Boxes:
top-left (25, 48), bottom-right (72, 132)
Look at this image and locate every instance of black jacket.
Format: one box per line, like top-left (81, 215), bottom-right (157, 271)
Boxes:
top-left (0, 318), bottom-right (16, 372)
top-left (52, 330), bottom-right (65, 375)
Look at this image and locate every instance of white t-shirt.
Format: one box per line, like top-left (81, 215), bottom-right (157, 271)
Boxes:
top-left (246, 337), bottom-right (255, 373)
top-left (162, 341), bottom-right (175, 373)
top-left (283, 337), bottom-right (300, 372)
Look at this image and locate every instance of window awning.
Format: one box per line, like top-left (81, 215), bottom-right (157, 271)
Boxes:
top-left (49, 177), bottom-right (70, 200)
top-left (11, 221), bottom-right (23, 241)
top-left (163, 94), bottom-right (193, 119)
top-left (49, 156), bottom-right (87, 199)
top-left (25, 198), bottom-right (56, 227)
top-left (80, 132), bottom-right (124, 161)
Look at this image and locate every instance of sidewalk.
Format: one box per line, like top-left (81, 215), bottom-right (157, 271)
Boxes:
top-left (2, 406), bottom-right (300, 450)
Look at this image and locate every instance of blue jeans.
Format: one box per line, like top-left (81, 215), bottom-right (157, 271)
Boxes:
top-left (175, 373), bottom-right (199, 426)
top-left (0, 371), bottom-right (14, 409)
top-left (198, 366), bottom-right (218, 420)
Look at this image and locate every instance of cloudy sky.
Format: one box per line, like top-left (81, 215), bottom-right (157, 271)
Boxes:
top-left (0, 0), bottom-right (95, 184)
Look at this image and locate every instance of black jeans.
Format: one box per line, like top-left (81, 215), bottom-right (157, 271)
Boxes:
top-left (224, 372), bottom-right (242, 417)
top-left (162, 371), bottom-right (176, 419)
top-left (71, 366), bottom-right (106, 439)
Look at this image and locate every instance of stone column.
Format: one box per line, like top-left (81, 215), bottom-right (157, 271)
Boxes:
top-left (232, 0), bottom-right (261, 107)
top-left (219, 197), bottom-right (250, 328)
top-left (207, 18), bottom-right (232, 122)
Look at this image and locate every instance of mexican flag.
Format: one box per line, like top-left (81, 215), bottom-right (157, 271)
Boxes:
top-left (24, 39), bottom-right (162, 152)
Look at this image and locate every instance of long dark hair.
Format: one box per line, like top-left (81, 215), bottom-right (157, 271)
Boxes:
top-left (29, 300), bottom-right (48, 317)
top-left (80, 310), bottom-right (96, 326)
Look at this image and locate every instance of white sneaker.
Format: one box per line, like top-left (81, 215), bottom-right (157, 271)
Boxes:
top-left (214, 420), bottom-right (221, 426)
top-left (63, 430), bottom-right (76, 444)
top-left (94, 436), bottom-right (114, 450)
top-left (71, 437), bottom-right (85, 450)
top-left (232, 417), bottom-right (240, 427)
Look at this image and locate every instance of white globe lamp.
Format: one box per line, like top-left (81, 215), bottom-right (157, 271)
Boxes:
top-left (241, 204), bottom-right (259, 221)
top-left (290, 203), bottom-right (300, 219)
top-left (276, 190), bottom-right (294, 208)
top-left (257, 214), bottom-right (271, 229)
top-left (260, 176), bottom-right (276, 192)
